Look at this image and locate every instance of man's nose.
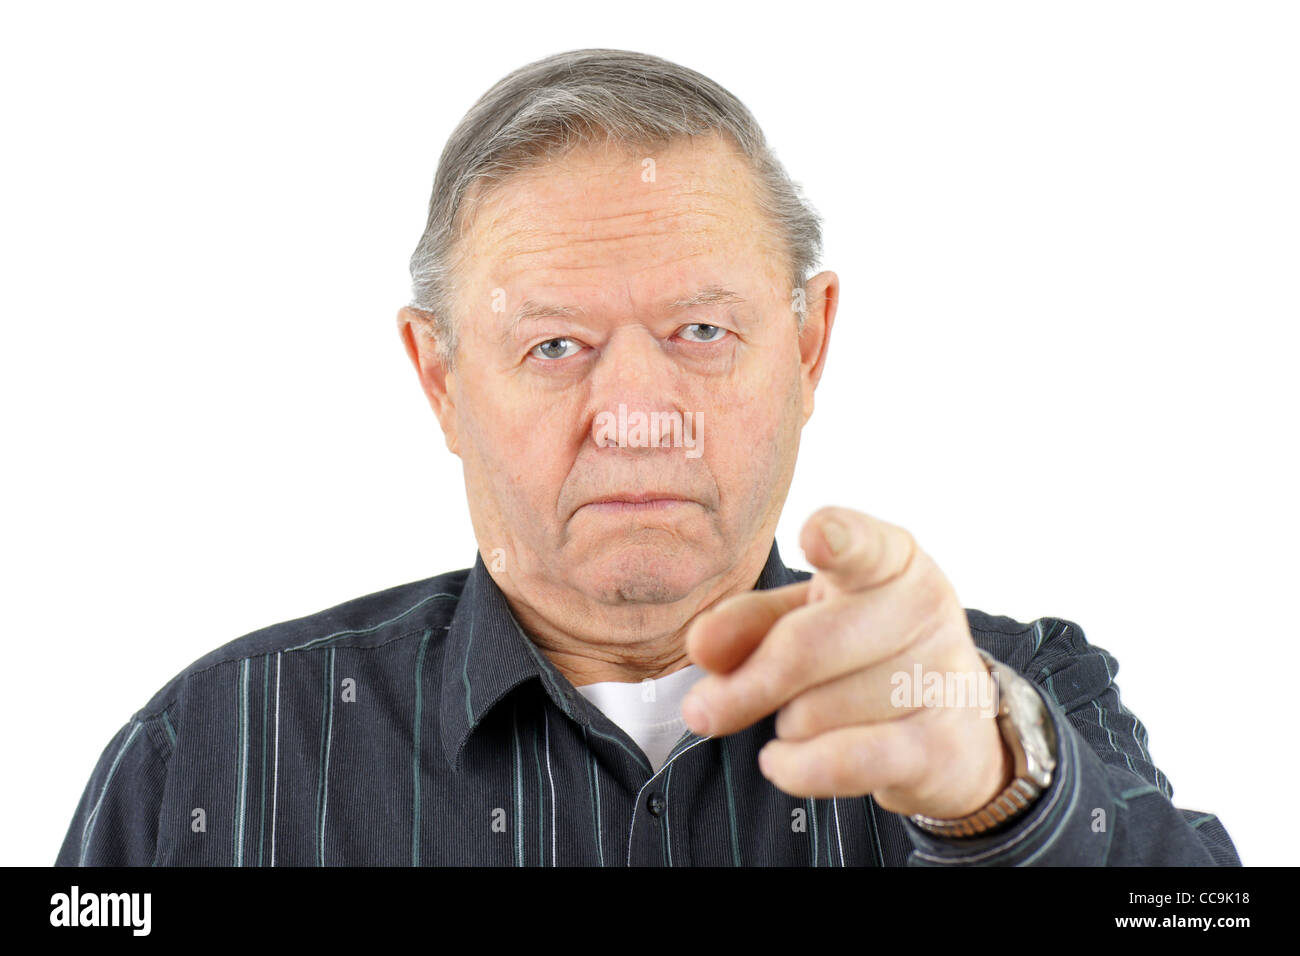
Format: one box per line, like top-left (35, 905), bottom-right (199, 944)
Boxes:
top-left (586, 328), bottom-right (685, 447)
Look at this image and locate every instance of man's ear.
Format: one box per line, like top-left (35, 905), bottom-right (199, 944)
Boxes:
top-left (396, 306), bottom-right (460, 455)
top-left (797, 270), bottom-right (839, 425)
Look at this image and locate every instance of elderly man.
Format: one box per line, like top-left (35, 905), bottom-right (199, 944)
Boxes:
top-left (57, 48), bottom-right (1239, 867)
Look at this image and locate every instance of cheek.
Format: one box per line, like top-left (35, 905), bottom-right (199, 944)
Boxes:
top-left (459, 392), bottom-right (583, 500)
top-left (698, 375), bottom-right (797, 483)
top-left (733, 352), bottom-right (801, 439)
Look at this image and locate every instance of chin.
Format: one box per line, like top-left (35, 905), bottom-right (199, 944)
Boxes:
top-left (575, 536), bottom-right (716, 605)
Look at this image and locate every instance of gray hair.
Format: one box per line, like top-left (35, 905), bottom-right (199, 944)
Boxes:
top-left (406, 47), bottom-right (823, 365)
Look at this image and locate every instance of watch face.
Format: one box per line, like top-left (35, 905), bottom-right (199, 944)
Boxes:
top-left (1006, 676), bottom-right (1041, 718)
top-left (977, 651), bottom-right (1056, 790)
top-left (1006, 678), bottom-right (1056, 785)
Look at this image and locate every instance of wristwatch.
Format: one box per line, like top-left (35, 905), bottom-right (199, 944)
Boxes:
top-left (909, 648), bottom-right (1058, 839)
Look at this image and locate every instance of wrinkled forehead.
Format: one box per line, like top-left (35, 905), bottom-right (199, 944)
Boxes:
top-left (453, 135), bottom-right (787, 292)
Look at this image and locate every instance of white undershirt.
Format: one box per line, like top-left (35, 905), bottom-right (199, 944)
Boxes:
top-left (574, 664), bottom-right (706, 772)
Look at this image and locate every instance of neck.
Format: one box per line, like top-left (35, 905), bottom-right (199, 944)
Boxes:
top-left (495, 543), bottom-right (774, 686)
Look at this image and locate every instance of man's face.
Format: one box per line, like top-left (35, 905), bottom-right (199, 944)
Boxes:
top-left (410, 134), bottom-right (829, 612)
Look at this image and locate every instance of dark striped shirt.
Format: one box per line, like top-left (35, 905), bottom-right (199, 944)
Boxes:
top-left (56, 542), bottom-right (1241, 866)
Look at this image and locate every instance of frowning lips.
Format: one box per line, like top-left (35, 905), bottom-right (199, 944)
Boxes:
top-left (576, 491), bottom-right (699, 515)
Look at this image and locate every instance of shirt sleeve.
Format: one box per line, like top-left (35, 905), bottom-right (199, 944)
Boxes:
top-left (55, 714), bottom-right (172, 867)
top-left (901, 618), bottom-right (1242, 866)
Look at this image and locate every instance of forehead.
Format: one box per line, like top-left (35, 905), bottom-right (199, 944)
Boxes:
top-left (455, 134), bottom-right (785, 299)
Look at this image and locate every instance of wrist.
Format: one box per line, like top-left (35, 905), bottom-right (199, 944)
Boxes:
top-left (909, 649), bottom-right (1057, 839)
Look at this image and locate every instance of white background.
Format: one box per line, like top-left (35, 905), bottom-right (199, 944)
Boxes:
top-left (2, 0), bottom-right (1294, 867)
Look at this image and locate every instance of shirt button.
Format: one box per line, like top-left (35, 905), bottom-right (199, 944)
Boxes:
top-left (646, 792), bottom-right (667, 817)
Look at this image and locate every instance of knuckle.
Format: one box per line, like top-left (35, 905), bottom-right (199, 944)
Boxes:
top-left (746, 660), bottom-right (788, 715)
top-left (765, 618), bottom-right (814, 687)
top-left (814, 749), bottom-right (848, 795)
top-left (835, 734), bottom-right (876, 791)
top-left (776, 697), bottom-right (817, 740)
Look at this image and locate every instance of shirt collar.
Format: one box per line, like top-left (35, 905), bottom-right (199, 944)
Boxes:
top-left (438, 539), bottom-right (803, 771)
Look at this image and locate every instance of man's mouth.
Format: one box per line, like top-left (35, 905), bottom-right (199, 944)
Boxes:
top-left (580, 493), bottom-right (696, 514)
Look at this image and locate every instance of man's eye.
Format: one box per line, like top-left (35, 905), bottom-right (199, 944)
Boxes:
top-left (531, 337), bottom-right (582, 360)
top-left (677, 323), bottom-right (728, 343)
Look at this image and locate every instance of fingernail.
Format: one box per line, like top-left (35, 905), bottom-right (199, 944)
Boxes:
top-left (681, 694), bottom-right (712, 736)
top-left (822, 518), bottom-right (850, 555)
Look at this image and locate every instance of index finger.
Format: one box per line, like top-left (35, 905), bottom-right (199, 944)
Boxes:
top-left (686, 580), bottom-right (811, 674)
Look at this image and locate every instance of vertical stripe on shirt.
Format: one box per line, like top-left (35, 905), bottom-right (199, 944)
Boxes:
top-left (663, 763), bottom-right (675, 866)
top-left (581, 725), bottom-right (604, 866)
top-left (543, 707), bottom-right (556, 867)
top-left (833, 797), bottom-right (845, 866)
top-left (720, 736), bottom-right (742, 866)
top-left (258, 654), bottom-right (269, 866)
top-left (79, 720), bottom-right (142, 866)
top-left (321, 647), bottom-right (336, 865)
top-left (234, 657), bottom-right (250, 866)
top-left (411, 627), bottom-right (432, 867)
top-left (313, 649), bottom-right (332, 866)
top-left (270, 651), bottom-right (281, 867)
top-left (807, 796), bottom-right (818, 867)
top-left (531, 714), bottom-right (543, 866)
top-left (864, 797), bottom-right (885, 867)
top-left (511, 700), bottom-right (523, 867)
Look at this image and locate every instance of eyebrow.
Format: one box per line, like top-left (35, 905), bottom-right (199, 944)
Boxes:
top-left (504, 284), bottom-right (747, 338)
